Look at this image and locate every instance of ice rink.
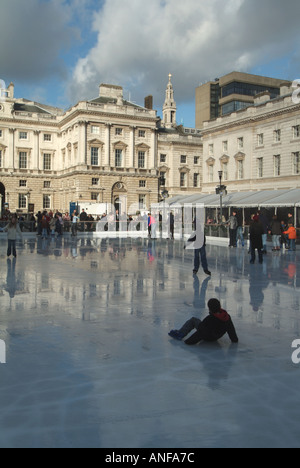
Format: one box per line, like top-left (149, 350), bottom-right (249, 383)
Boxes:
top-left (0, 235), bottom-right (299, 448)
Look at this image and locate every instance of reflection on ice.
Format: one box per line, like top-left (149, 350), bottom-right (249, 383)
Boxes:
top-left (0, 237), bottom-right (299, 448)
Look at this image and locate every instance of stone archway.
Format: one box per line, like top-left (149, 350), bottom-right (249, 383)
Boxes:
top-left (112, 181), bottom-right (128, 215)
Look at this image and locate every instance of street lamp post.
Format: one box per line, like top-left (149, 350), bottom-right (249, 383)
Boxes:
top-left (216, 171), bottom-right (227, 224)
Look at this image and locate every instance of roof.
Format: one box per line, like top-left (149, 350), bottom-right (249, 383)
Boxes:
top-left (162, 189), bottom-right (300, 208)
top-left (14, 102), bottom-right (51, 114)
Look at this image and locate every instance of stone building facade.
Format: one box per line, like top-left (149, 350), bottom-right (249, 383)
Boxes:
top-left (201, 82), bottom-right (300, 194)
top-left (0, 78), bottom-right (203, 216)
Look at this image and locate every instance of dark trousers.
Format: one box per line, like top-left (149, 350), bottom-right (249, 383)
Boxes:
top-left (229, 228), bottom-right (237, 246)
top-left (7, 240), bottom-right (17, 257)
top-left (250, 247), bottom-right (263, 263)
top-left (194, 247), bottom-right (208, 272)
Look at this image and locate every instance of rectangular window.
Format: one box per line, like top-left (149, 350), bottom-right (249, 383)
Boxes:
top-left (292, 125), bottom-right (300, 139)
top-left (257, 134), bottom-right (264, 146)
top-left (115, 128), bottom-right (123, 136)
top-left (194, 156), bottom-right (200, 165)
top-left (19, 194), bottom-right (27, 209)
top-left (139, 195), bottom-right (146, 210)
top-left (257, 158), bottom-right (263, 178)
top-left (209, 144), bottom-right (214, 156)
top-left (43, 195), bottom-right (51, 210)
top-left (91, 147), bottom-right (99, 166)
top-left (160, 154), bottom-right (166, 163)
top-left (193, 173), bottom-right (199, 188)
top-left (222, 141), bottom-right (228, 153)
top-left (44, 134), bottom-right (52, 142)
top-left (138, 130), bottom-right (145, 138)
top-left (274, 155), bottom-right (281, 176)
top-left (92, 178), bottom-right (99, 186)
top-left (292, 152), bottom-right (300, 175)
top-left (139, 180), bottom-right (146, 188)
top-left (91, 193), bottom-right (98, 201)
top-left (0, 150), bottom-right (2, 167)
top-left (44, 181), bottom-right (51, 188)
top-left (19, 180), bottom-right (27, 187)
top-left (181, 155), bottom-right (187, 164)
top-left (19, 152), bottom-right (27, 169)
top-left (91, 126), bottom-right (99, 134)
top-left (238, 137), bottom-right (244, 150)
top-left (43, 153), bottom-right (51, 171)
top-left (238, 160), bottom-right (244, 179)
top-left (180, 172), bottom-right (187, 187)
top-left (208, 165), bottom-right (213, 183)
top-left (138, 151), bottom-right (145, 168)
top-left (115, 149), bottom-right (122, 167)
top-left (222, 162), bottom-right (228, 181)
top-left (274, 130), bottom-right (281, 143)
top-left (19, 131), bottom-right (28, 140)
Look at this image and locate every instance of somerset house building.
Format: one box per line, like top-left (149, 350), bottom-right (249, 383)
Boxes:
top-left (0, 77), bottom-right (202, 217)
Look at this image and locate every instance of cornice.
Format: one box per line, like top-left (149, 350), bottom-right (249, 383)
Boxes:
top-left (201, 103), bottom-right (300, 135)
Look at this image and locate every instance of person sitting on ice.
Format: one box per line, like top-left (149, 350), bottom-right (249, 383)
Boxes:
top-left (168, 298), bottom-right (239, 345)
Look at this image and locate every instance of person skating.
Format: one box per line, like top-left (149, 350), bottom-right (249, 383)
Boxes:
top-left (3, 216), bottom-right (23, 258)
top-left (186, 231), bottom-right (211, 276)
top-left (169, 298), bottom-right (239, 345)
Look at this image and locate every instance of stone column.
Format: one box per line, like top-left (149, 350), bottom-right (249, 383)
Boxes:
top-left (8, 128), bottom-right (15, 170)
top-left (129, 126), bottom-right (135, 168)
top-left (104, 124), bottom-right (111, 167)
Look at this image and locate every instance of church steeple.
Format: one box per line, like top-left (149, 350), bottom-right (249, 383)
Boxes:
top-left (162, 74), bottom-right (177, 128)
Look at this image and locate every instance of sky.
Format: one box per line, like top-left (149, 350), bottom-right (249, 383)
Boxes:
top-left (1, 0), bottom-right (300, 127)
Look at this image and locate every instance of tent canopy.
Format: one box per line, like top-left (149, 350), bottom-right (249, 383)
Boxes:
top-left (162, 188), bottom-right (300, 209)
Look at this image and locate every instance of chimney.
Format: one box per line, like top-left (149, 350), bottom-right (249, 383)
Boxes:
top-left (144, 95), bottom-right (153, 110)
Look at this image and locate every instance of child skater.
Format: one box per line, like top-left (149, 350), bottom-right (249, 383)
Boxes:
top-left (169, 298), bottom-right (239, 345)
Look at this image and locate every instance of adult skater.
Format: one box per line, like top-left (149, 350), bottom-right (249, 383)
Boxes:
top-left (186, 231), bottom-right (211, 276)
top-left (169, 298), bottom-right (239, 345)
top-left (3, 215), bottom-right (23, 258)
top-left (249, 215), bottom-right (264, 264)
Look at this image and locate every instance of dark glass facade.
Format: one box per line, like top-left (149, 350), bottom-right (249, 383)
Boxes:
top-left (222, 81), bottom-right (280, 100)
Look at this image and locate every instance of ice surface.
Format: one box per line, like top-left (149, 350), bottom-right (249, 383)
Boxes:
top-left (0, 236), bottom-right (299, 448)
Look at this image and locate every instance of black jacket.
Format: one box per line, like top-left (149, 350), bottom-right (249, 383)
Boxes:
top-left (185, 309), bottom-right (239, 345)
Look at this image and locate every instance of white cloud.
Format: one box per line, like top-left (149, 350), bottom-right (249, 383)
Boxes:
top-left (69, 0), bottom-right (300, 108)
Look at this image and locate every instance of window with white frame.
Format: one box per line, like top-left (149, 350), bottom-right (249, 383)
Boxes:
top-left (91, 193), bottom-right (99, 201)
top-left (138, 130), bottom-right (146, 138)
top-left (237, 137), bottom-right (244, 150)
top-left (292, 152), bottom-right (300, 175)
top-left (257, 134), bottom-right (264, 146)
top-left (43, 195), bottom-right (51, 210)
top-left (222, 141), bottom-right (228, 153)
top-left (44, 133), bottom-right (52, 142)
top-left (209, 144), bottom-right (214, 156)
top-left (115, 128), bottom-right (123, 136)
top-left (160, 154), bottom-right (166, 163)
top-left (274, 130), bottom-right (281, 143)
top-left (92, 178), bottom-right (99, 186)
top-left (208, 165), bottom-right (213, 182)
top-left (19, 194), bottom-right (27, 209)
top-left (238, 160), bottom-right (244, 179)
top-left (19, 152), bottom-right (27, 169)
top-left (138, 151), bottom-right (145, 168)
top-left (0, 149), bottom-right (2, 167)
top-left (139, 180), bottom-right (146, 188)
top-left (19, 180), bottom-right (27, 187)
top-left (115, 149), bottom-right (122, 167)
top-left (43, 153), bottom-right (51, 170)
top-left (91, 147), bottom-right (99, 166)
top-left (181, 155), bottom-right (187, 164)
top-left (194, 156), bottom-right (200, 165)
top-left (292, 125), bottom-right (300, 139)
top-left (19, 131), bottom-right (28, 140)
top-left (222, 162), bottom-right (228, 181)
top-left (193, 173), bottom-right (199, 188)
top-left (91, 126), bottom-right (100, 134)
top-left (44, 181), bottom-right (51, 188)
top-left (257, 158), bottom-right (263, 178)
top-left (274, 155), bottom-right (281, 176)
top-left (180, 172), bottom-right (187, 188)
top-left (139, 195), bottom-right (146, 210)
